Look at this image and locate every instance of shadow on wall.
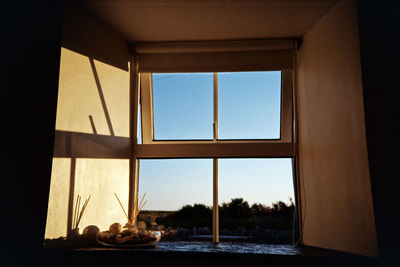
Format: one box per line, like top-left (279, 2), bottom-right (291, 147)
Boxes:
top-left (45, 6), bottom-right (131, 246)
top-left (89, 58), bottom-right (115, 136)
top-left (45, 5), bottom-right (133, 246)
top-left (62, 5), bottom-right (130, 71)
top-left (52, 56), bottom-right (130, 241)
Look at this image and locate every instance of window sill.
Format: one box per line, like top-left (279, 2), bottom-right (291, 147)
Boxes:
top-left (42, 242), bottom-right (379, 267)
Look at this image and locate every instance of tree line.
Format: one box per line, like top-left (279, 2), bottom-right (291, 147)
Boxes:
top-left (156, 198), bottom-right (295, 232)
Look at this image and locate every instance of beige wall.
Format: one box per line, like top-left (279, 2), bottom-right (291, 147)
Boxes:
top-left (45, 7), bottom-right (131, 239)
top-left (297, 1), bottom-right (378, 257)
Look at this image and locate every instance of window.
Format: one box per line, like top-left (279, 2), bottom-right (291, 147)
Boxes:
top-left (139, 71), bottom-right (292, 144)
top-left (135, 70), bottom-right (295, 243)
top-left (218, 71), bottom-right (282, 140)
top-left (152, 73), bottom-right (213, 140)
top-left (139, 159), bottom-right (213, 210)
top-left (219, 158), bottom-right (296, 244)
top-left (137, 158), bottom-right (295, 244)
top-left (132, 39), bottom-right (298, 244)
top-left (44, 39), bottom-right (299, 250)
top-left (138, 159), bottom-right (213, 238)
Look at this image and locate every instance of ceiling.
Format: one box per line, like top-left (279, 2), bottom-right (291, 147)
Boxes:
top-left (83, 0), bottom-right (338, 43)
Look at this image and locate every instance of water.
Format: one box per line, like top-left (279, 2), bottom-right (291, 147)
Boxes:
top-left (155, 241), bottom-right (300, 255)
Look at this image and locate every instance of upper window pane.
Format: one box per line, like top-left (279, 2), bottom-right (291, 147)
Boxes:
top-left (218, 71), bottom-right (281, 139)
top-left (152, 73), bottom-right (213, 140)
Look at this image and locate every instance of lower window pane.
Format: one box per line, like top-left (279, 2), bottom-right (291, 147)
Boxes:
top-left (218, 158), bottom-right (296, 244)
top-left (138, 159), bottom-right (212, 241)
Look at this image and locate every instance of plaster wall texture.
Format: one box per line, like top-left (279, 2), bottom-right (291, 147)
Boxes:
top-left (45, 7), bottom-right (131, 239)
top-left (296, 0), bottom-right (378, 257)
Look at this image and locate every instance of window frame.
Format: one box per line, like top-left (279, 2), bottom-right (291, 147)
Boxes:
top-left (139, 71), bottom-right (293, 145)
top-left (131, 65), bottom-right (297, 243)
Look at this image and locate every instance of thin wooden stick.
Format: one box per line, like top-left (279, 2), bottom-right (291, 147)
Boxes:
top-left (85, 195), bottom-right (91, 209)
top-left (133, 200), bottom-right (147, 222)
top-left (77, 195), bottom-right (81, 228)
top-left (78, 196), bottom-right (90, 224)
top-left (82, 195), bottom-right (91, 217)
top-left (131, 193), bottom-right (146, 224)
top-left (114, 193), bottom-right (129, 220)
top-left (138, 192), bottom-right (146, 210)
top-left (130, 196), bottom-right (138, 224)
top-left (137, 192), bottom-right (146, 214)
top-left (138, 200), bottom-right (147, 212)
top-left (76, 199), bottom-right (86, 228)
top-left (75, 195), bottom-right (81, 229)
top-left (73, 195), bottom-right (79, 229)
top-left (76, 195), bottom-right (91, 228)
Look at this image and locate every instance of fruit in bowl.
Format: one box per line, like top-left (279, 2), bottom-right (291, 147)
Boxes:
top-left (96, 222), bottom-right (161, 247)
top-left (97, 192), bottom-right (161, 247)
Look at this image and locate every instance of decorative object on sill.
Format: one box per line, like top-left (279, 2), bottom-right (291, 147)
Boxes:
top-left (96, 225), bottom-right (161, 247)
top-left (44, 195), bottom-right (95, 248)
top-left (44, 224), bottom-right (100, 249)
top-left (72, 194), bottom-right (91, 234)
top-left (95, 192), bottom-right (161, 247)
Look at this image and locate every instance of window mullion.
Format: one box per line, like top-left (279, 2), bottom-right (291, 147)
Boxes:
top-left (213, 73), bottom-right (218, 141)
top-left (213, 72), bottom-right (219, 243)
top-left (281, 70), bottom-right (293, 142)
top-left (129, 57), bottom-right (140, 224)
top-left (213, 158), bottom-right (219, 243)
top-left (140, 73), bottom-right (154, 144)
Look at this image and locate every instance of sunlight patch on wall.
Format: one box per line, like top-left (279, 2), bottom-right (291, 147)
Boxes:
top-left (45, 47), bottom-right (131, 240)
top-left (45, 158), bottom-right (71, 239)
top-left (73, 159), bottom-right (129, 233)
top-left (55, 48), bottom-right (130, 137)
top-left (44, 159), bottom-right (129, 239)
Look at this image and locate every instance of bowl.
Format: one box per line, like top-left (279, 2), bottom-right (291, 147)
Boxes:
top-left (96, 229), bottom-right (161, 247)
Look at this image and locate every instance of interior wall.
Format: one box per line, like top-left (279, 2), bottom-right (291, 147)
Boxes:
top-left (296, 1), bottom-right (378, 257)
top-left (45, 6), bottom-right (131, 239)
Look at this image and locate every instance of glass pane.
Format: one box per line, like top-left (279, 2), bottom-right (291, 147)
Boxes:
top-left (138, 159), bottom-right (213, 241)
top-left (218, 158), bottom-right (295, 244)
top-left (153, 73), bottom-right (213, 140)
top-left (218, 71), bottom-right (281, 139)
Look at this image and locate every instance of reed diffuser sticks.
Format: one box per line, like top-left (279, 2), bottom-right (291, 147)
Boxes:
top-left (114, 192), bottom-right (147, 225)
top-left (72, 194), bottom-right (91, 230)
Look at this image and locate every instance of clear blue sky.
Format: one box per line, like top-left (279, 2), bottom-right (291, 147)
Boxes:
top-left (138, 72), bottom-right (294, 211)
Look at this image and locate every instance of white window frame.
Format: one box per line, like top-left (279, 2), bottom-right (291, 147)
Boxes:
top-left (131, 67), bottom-right (296, 243)
top-left (139, 71), bottom-right (293, 145)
